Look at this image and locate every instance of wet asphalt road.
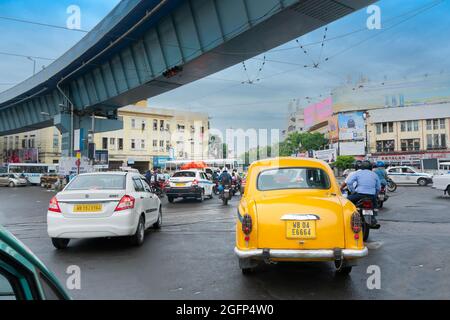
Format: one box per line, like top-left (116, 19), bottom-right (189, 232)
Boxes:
top-left (0, 185), bottom-right (449, 300)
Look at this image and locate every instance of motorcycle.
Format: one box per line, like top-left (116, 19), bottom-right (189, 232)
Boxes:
top-left (342, 188), bottom-right (380, 241)
top-left (213, 180), bottom-right (220, 195)
top-left (151, 179), bottom-right (166, 198)
top-left (219, 184), bottom-right (232, 205)
top-left (377, 185), bottom-right (389, 208)
top-left (355, 197), bottom-right (380, 241)
top-left (387, 177), bottom-right (397, 192)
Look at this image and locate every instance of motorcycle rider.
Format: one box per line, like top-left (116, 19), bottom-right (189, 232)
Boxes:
top-left (373, 161), bottom-right (388, 187)
top-left (340, 160), bottom-right (362, 191)
top-left (345, 160), bottom-right (381, 226)
top-left (218, 168), bottom-right (232, 194)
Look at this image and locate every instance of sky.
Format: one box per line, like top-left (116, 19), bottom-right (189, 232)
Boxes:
top-left (1, 0), bottom-right (450, 134)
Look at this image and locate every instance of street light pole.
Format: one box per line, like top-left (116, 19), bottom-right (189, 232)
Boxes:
top-left (27, 57), bottom-right (36, 75)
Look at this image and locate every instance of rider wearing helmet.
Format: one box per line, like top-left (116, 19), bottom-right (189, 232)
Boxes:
top-left (219, 167), bottom-right (232, 187)
top-left (373, 161), bottom-right (388, 187)
top-left (346, 160), bottom-right (381, 226)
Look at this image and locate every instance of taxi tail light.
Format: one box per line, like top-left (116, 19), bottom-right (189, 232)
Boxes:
top-left (114, 195), bottom-right (135, 212)
top-left (192, 179), bottom-right (199, 186)
top-left (48, 196), bottom-right (61, 213)
top-left (361, 200), bottom-right (373, 210)
top-left (351, 212), bottom-right (362, 234)
top-left (242, 214), bottom-right (253, 235)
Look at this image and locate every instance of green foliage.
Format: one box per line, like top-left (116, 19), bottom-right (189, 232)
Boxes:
top-left (333, 156), bottom-right (355, 170)
top-left (279, 132), bottom-right (329, 156)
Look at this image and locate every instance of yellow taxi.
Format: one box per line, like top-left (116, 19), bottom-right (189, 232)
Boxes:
top-left (235, 157), bottom-right (368, 275)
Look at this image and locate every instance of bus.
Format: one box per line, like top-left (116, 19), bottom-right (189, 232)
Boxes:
top-left (7, 163), bottom-right (58, 185)
top-left (164, 159), bottom-right (243, 173)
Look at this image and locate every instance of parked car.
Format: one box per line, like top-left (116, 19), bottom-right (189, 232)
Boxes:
top-left (47, 171), bottom-right (162, 249)
top-left (0, 173), bottom-right (28, 187)
top-left (0, 225), bottom-right (70, 300)
top-left (40, 173), bottom-right (59, 188)
top-left (387, 166), bottom-right (433, 186)
top-left (165, 170), bottom-right (214, 203)
top-left (235, 157), bottom-right (368, 275)
top-left (432, 174), bottom-right (450, 195)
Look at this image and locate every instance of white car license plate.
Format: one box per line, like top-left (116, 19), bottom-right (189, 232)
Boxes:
top-left (362, 209), bottom-right (374, 216)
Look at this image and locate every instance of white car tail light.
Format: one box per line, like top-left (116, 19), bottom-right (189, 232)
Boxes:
top-left (48, 196), bottom-right (61, 213)
top-left (114, 195), bottom-right (135, 212)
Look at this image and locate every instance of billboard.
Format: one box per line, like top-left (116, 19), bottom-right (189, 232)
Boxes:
top-left (94, 150), bottom-right (109, 169)
top-left (304, 97), bottom-right (333, 128)
top-left (338, 141), bottom-right (366, 156)
top-left (338, 112), bottom-right (365, 141)
top-left (313, 149), bottom-right (337, 163)
top-left (328, 116), bottom-right (339, 141)
top-left (4, 149), bottom-right (39, 163)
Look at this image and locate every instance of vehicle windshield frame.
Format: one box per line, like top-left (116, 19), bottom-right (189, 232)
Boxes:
top-left (256, 166), bottom-right (331, 191)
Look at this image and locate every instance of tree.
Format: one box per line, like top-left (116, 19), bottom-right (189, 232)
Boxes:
top-left (333, 156), bottom-right (355, 170)
top-left (279, 132), bottom-right (329, 156)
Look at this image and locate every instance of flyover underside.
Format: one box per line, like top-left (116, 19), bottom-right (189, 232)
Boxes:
top-left (0, 0), bottom-right (375, 137)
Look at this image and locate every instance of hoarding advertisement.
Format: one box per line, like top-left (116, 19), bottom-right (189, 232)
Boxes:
top-left (338, 112), bottom-right (365, 141)
top-left (328, 116), bottom-right (339, 141)
top-left (304, 97), bottom-right (333, 128)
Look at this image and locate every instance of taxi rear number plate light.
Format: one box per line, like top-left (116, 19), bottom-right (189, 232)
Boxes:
top-left (286, 220), bottom-right (316, 239)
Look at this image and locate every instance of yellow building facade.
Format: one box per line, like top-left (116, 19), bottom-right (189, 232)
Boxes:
top-left (1, 101), bottom-right (209, 171)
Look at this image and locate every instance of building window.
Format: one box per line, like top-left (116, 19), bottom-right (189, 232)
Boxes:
top-left (141, 139), bottom-right (145, 149)
top-left (433, 119), bottom-right (439, 130)
top-left (153, 120), bottom-right (158, 131)
top-left (426, 120), bottom-right (432, 130)
top-left (440, 119), bottom-right (446, 129)
top-left (118, 138), bottom-right (123, 150)
top-left (166, 140), bottom-right (170, 151)
top-left (15, 136), bottom-right (19, 149)
top-left (376, 124), bottom-right (381, 135)
top-left (29, 135), bottom-right (35, 148)
top-left (131, 119), bottom-right (136, 129)
top-left (141, 120), bottom-right (146, 131)
top-left (190, 125), bottom-right (195, 134)
top-left (381, 122), bottom-right (393, 133)
top-left (400, 122), bottom-right (406, 132)
top-left (131, 139), bottom-right (136, 150)
top-left (166, 123), bottom-right (170, 132)
top-left (376, 140), bottom-right (395, 153)
top-left (110, 138), bottom-right (115, 146)
top-left (413, 120), bottom-right (419, 131)
top-left (401, 139), bottom-right (420, 151)
top-left (427, 134), bottom-right (447, 150)
top-left (102, 138), bottom-right (108, 150)
top-left (152, 140), bottom-right (157, 151)
top-left (160, 120), bottom-right (165, 131)
top-left (177, 124), bottom-right (185, 133)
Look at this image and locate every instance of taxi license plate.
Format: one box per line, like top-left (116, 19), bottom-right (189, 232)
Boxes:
top-left (286, 220), bottom-right (316, 239)
top-left (175, 183), bottom-right (185, 187)
top-left (73, 204), bottom-right (102, 213)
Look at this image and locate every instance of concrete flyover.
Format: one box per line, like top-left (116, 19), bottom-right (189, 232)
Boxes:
top-left (0, 0), bottom-right (375, 155)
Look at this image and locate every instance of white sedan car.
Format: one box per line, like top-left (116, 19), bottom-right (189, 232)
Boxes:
top-left (47, 171), bottom-right (162, 249)
top-left (387, 166), bottom-right (433, 186)
top-left (164, 170), bottom-right (214, 203)
top-left (432, 174), bottom-right (450, 195)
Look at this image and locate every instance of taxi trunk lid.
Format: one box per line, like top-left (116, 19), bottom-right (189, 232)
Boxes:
top-left (255, 192), bottom-right (345, 250)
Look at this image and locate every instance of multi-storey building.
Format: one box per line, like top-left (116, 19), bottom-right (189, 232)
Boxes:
top-left (0, 127), bottom-right (61, 164)
top-left (0, 101), bottom-right (209, 172)
top-left (367, 103), bottom-right (450, 165)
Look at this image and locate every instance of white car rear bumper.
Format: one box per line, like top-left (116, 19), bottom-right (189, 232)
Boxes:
top-left (47, 210), bottom-right (138, 239)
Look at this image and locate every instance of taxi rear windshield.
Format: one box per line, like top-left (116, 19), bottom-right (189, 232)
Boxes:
top-left (173, 171), bottom-right (196, 178)
top-left (66, 175), bottom-right (125, 190)
top-left (257, 168), bottom-right (330, 191)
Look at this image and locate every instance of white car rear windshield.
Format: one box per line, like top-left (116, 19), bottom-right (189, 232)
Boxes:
top-left (257, 168), bottom-right (330, 191)
top-left (66, 175), bottom-right (126, 190)
top-left (172, 171), bottom-right (196, 178)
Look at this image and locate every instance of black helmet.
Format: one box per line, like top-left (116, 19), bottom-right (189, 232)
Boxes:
top-left (354, 160), bottom-right (363, 170)
top-left (361, 160), bottom-right (373, 170)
